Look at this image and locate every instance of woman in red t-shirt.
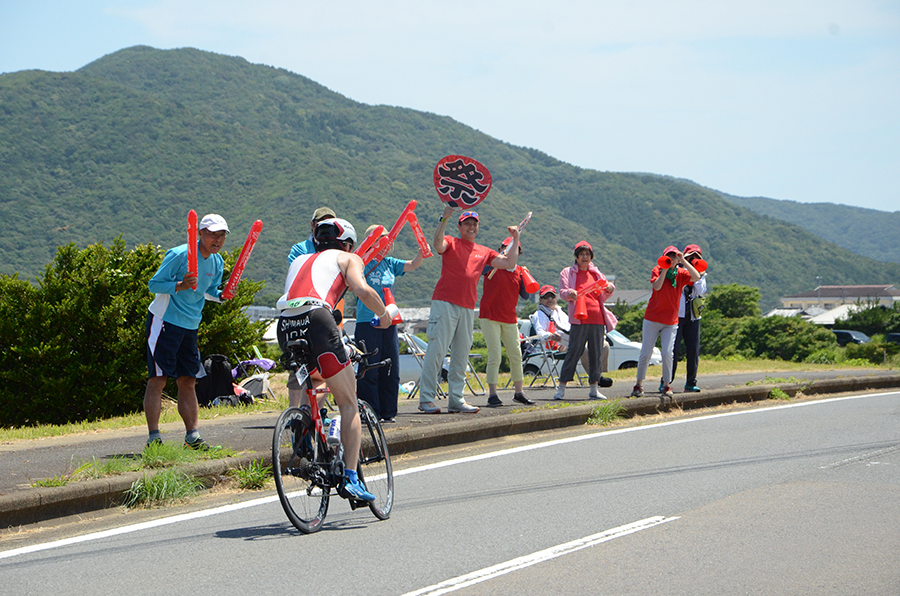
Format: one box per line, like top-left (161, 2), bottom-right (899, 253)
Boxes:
top-left (479, 238), bottom-right (535, 407)
top-left (631, 245), bottom-right (700, 399)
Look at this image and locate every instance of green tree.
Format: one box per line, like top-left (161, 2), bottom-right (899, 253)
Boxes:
top-left (706, 284), bottom-right (762, 318)
top-left (0, 239), bottom-right (266, 427)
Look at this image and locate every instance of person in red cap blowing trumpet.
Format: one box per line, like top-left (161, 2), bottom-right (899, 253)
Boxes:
top-left (668, 244), bottom-right (708, 393)
top-left (632, 245), bottom-right (701, 399)
top-left (556, 240), bottom-right (617, 401)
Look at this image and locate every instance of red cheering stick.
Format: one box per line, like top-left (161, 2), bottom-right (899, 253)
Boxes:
top-left (693, 258), bottom-right (708, 273)
top-left (574, 295), bottom-right (589, 320)
top-left (365, 200), bottom-right (417, 265)
top-left (187, 209), bottom-right (198, 289)
top-left (433, 155), bottom-right (492, 208)
top-left (657, 255), bottom-right (673, 269)
top-left (361, 200), bottom-right (418, 267)
top-left (406, 212), bottom-right (433, 258)
top-left (573, 277), bottom-right (608, 321)
top-left (355, 225), bottom-right (385, 259)
top-left (221, 219), bottom-right (263, 300)
top-left (382, 287), bottom-right (403, 324)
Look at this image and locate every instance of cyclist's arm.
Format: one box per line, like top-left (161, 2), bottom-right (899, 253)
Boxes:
top-left (340, 253), bottom-right (391, 329)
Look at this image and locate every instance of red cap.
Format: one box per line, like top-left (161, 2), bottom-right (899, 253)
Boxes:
top-left (574, 241), bottom-right (593, 257)
top-left (663, 245), bottom-right (678, 256)
top-left (539, 284), bottom-right (556, 297)
top-left (684, 244), bottom-right (702, 257)
top-left (458, 211), bottom-right (479, 224)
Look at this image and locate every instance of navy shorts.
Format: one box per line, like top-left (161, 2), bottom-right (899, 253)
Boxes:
top-left (277, 307), bottom-right (350, 388)
top-left (146, 313), bottom-right (202, 379)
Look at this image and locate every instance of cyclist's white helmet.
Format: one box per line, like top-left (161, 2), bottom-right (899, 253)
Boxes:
top-left (314, 218), bottom-right (357, 250)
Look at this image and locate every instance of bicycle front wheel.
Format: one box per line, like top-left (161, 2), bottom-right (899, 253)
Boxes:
top-left (272, 407), bottom-right (329, 533)
top-left (357, 399), bottom-right (393, 520)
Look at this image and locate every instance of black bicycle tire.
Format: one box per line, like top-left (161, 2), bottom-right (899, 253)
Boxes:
top-left (272, 407), bottom-right (330, 533)
top-left (356, 399), bottom-right (394, 520)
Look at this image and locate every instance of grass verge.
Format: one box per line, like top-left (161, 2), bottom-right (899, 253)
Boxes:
top-left (29, 442), bottom-right (236, 488)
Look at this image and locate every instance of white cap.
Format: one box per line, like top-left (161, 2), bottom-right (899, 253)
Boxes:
top-left (199, 213), bottom-right (230, 233)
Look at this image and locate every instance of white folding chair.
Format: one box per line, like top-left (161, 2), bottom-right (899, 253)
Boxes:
top-left (401, 332), bottom-right (485, 398)
top-left (400, 332), bottom-right (445, 400)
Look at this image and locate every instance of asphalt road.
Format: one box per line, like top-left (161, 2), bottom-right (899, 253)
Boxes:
top-left (2, 389), bottom-right (899, 595)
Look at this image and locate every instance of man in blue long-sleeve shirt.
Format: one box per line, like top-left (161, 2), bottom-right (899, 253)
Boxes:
top-left (144, 214), bottom-right (229, 449)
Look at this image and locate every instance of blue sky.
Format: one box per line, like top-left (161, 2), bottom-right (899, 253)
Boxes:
top-left (1, 0), bottom-right (898, 212)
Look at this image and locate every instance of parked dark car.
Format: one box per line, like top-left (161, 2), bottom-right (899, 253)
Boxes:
top-left (831, 329), bottom-right (871, 347)
top-left (886, 333), bottom-right (900, 346)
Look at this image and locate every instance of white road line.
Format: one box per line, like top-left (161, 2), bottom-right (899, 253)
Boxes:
top-left (400, 516), bottom-right (680, 596)
top-left (394, 390), bottom-right (900, 478)
top-left (2, 390), bottom-right (895, 560)
top-left (0, 495), bottom-right (280, 560)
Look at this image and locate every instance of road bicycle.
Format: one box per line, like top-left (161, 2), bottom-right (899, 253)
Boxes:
top-left (272, 336), bottom-right (394, 534)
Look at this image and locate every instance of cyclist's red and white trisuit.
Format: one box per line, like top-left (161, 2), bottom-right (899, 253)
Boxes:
top-left (276, 250), bottom-right (350, 379)
top-left (278, 251), bottom-right (348, 315)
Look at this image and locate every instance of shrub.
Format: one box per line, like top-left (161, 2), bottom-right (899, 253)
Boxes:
top-left (736, 316), bottom-right (835, 362)
top-left (0, 238), bottom-right (267, 427)
top-left (804, 349), bottom-right (841, 364)
top-left (846, 340), bottom-right (899, 364)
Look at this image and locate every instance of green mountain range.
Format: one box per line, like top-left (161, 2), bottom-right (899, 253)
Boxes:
top-left (719, 195), bottom-right (900, 265)
top-left (2, 45), bottom-right (898, 309)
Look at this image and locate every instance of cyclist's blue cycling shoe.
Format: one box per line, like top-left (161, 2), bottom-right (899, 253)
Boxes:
top-left (343, 476), bottom-right (376, 502)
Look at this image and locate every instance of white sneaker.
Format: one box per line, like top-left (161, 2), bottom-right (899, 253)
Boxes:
top-left (588, 391), bottom-right (607, 400)
top-left (448, 402), bottom-right (480, 413)
top-left (553, 388), bottom-right (565, 400)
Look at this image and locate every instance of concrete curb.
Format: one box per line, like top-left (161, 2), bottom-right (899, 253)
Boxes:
top-left (3, 373), bottom-right (899, 528)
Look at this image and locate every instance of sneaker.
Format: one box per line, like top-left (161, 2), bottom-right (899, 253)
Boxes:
top-left (684, 384), bottom-right (701, 392)
top-left (146, 437), bottom-right (163, 448)
top-left (662, 385), bottom-right (674, 398)
top-left (487, 394), bottom-right (503, 407)
top-left (418, 401), bottom-right (441, 414)
top-left (380, 417), bottom-right (396, 424)
top-left (658, 380), bottom-right (665, 393)
top-left (184, 437), bottom-right (210, 451)
top-left (553, 388), bottom-right (566, 401)
top-left (630, 385), bottom-right (644, 398)
top-left (588, 391), bottom-right (606, 400)
top-left (343, 477), bottom-right (376, 502)
top-left (513, 393), bottom-right (535, 405)
top-left (448, 402), bottom-right (480, 413)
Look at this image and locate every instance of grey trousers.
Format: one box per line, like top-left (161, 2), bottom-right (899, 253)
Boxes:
top-left (559, 323), bottom-right (605, 384)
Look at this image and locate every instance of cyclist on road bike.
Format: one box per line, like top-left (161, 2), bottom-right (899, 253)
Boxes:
top-left (276, 218), bottom-right (392, 502)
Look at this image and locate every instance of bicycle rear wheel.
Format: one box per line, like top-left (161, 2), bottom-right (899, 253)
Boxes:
top-left (357, 399), bottom-right (393, 520)
top-left (272, 407), bottom-right (330, 533)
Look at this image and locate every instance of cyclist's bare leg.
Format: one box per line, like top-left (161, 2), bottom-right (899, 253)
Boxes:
top-left (289, 372), bottom-right (327, 408)
top-left (288, 387), bottom-right (304, 409)
top-left (143, 376), bottom-right (168, 432)
top-left (323, 365), bottom-right (361, 470)
top-left (176, 375), bottom-right (199, 432)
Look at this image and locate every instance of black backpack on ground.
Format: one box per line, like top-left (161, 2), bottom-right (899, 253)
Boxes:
top-left (195, 354), bottom-right (235, 407)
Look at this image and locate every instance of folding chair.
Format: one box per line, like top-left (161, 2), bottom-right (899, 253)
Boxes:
top-left (400, 331), bottom-right (446, 400)
top-left (400, 332), bottom-right (485, 398)
top-left (462, 353), bottom-right (486, 396)
top-left (517, 335), bottom-right (563, 388)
